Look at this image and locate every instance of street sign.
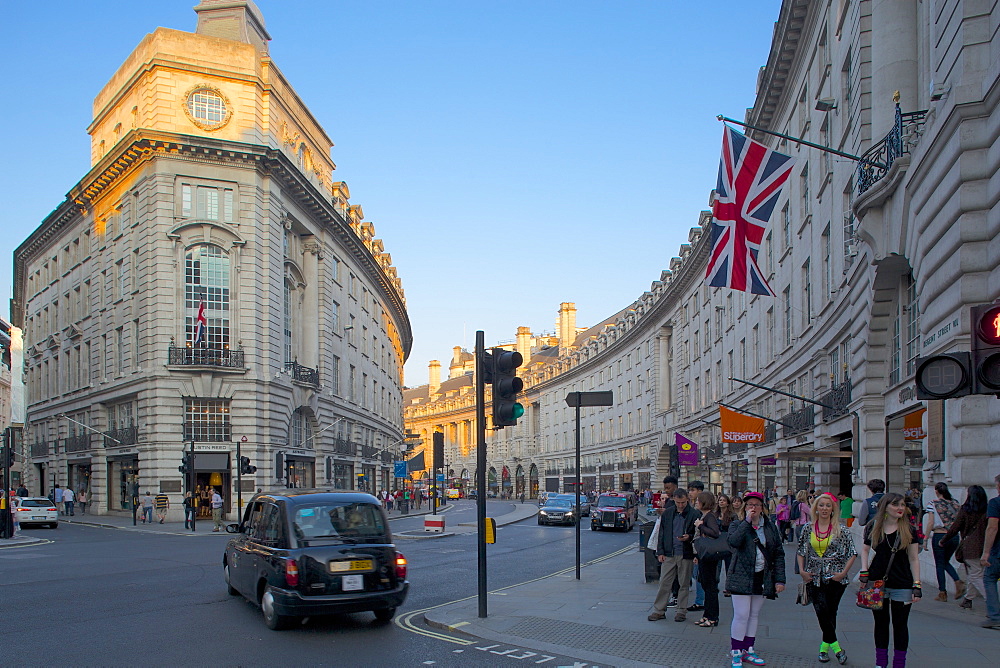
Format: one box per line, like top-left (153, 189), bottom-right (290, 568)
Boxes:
top-left (394, 462), bottom-right (407, 478)
top-left (437, 473), bottom-right (445, 482)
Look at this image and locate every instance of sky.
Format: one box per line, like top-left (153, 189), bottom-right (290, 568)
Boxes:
top-left (0, 0), bottom-right (780, 387)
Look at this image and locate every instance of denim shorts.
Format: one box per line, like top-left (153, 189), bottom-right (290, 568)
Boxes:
top-left (884, 588), bottom-right (913, 602)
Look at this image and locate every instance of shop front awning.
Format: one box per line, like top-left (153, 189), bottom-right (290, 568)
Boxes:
top-left (777, 449), bottom-right (853, 460)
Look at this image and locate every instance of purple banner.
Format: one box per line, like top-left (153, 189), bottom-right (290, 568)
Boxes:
top-left (675, 433), bottom-right (699, 466)
top-left (759, 456), bottom-right (776, 466)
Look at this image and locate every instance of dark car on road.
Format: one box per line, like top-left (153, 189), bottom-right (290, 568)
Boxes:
top-left (223, 489), bottom-right (409, 629)
top-left (590, 491), bottom-right (639, 532)
top-left (537, 498), bottom-right (580, 526)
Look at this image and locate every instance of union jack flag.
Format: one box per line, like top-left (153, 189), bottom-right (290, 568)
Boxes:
top-left (193, 301), bottom-right (208, 346)
top-left (706, 125), bottom-right (794, 296)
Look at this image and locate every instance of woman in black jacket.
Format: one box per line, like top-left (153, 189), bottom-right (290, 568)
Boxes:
top-left (694, 491), bottom-right (723, 627)
top-left (726, 491), bottom-right (786, 668)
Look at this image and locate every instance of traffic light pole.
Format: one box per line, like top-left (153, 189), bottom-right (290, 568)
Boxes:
top-left (236, 437), bottom-right (242, 521)
top-left (475, 330), bottom-right (488, 618)
top-left (190, 440), bottom-right (196, 532)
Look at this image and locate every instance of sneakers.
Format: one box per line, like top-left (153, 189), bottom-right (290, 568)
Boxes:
top-left (731, 650), bottom-right (743, 668)
top-left (954, 580), bottom-right (966, 600)
top-left (647, 611), bottom-right (665, 621)
top-left (835, 650), bottom-right (848, 665)
top-left (959, 599), bottom-right (972, 609)
top-left (666, 596), bottom-right (678, 608)
top-left (818, 651), bottom-right (830, 663)
top-left (742, 647), bottom-right (766, 665)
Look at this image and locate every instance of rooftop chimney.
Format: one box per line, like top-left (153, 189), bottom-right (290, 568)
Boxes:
top-left (428, 360), bottom-right (441, 395)
top-left (517, 326), bottom-right (532, 366)
top-left (559, 302), bottom-right (577, 350)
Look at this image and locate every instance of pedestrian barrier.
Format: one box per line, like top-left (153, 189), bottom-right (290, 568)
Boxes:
top-left (423, 516), bottom-right (445, 532)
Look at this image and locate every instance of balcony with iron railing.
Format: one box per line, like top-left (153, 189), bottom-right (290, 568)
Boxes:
top-left (704, 442), bottom-right (724, 460)
top-left (332, 438), bottom-right (356, 456)
top-left (285, 361), bottom-right (320, 388)
top-left (65, 434), bottom-right (91, 453)
top-left (857, 104), bottom-right (928, 196)
top-left (104, 426), bottom-right (139, 447)
top-left (30, 441), bottom-right (49, 457)
top-left (168, 345), bottom-right (245, 369)
top-left (762, 423), bottom-right (777, 445)
top-left (821, 379), bottom-right (852, 421)
top-left (780, 405), bottom-right (815, 439)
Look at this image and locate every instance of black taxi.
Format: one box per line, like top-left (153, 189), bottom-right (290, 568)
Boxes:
top-left (590, 491), bottom-right (639, 532)
top-left (223, 489), bottom-right (408, 629)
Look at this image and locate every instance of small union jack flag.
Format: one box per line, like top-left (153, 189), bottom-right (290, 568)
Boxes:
top-left (706, 125), bottom-right (794, 296)
top-left (193, 301), bottom-right (208, 346)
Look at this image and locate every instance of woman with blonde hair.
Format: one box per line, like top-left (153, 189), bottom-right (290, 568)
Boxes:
top-left (797, 493), bottom-right (857, 664)
top-left (860, 493), bottom-right (922, 668)
top-left (794, 490), bottom-right (812, 542)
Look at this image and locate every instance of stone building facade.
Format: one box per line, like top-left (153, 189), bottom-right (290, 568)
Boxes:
top-left (11, 1), bottom-right (411, 515)
top-left (404, 0), bottom-right (999, 499)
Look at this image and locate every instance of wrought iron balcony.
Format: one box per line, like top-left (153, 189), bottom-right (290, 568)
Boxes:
top-left (821, 379), bottom-right (852, 421)
top-left (65, 434), bottom-right (91, 453)
top-left (285, 361), bottom-right (320, 388)
top-left (780, 405), bottom-right (815, 438)
top-left (104, 426), bottom-right (139, 447)
top-left (30, 441), bottom-right (49, 457)
top-left (704, 442), bottom-right (724, 460)
top-left (762, 423), bottom-right (777, 445)
top-left (857, 105), bottom-right (928, 196)
top-left (168, 345), bottom-right (245, 369)
top-left (637, 457), bottom-right (652, 467)
top-left (332, 438), bottom-right (355, 456)
top-left (729, 441), bottom-right (748, 455)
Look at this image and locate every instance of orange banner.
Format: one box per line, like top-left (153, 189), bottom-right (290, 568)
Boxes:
top-left (720, 406), bottom-right (765, 443)
top-left (902, 409), bottom-right (926, 440)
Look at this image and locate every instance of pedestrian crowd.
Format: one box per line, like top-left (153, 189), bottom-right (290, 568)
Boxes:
top-left (644, 473), bottom-right (1000, 668)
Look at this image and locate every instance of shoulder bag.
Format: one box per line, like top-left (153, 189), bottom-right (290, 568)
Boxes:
top-left (856, 534), bottom-right (901, 611)
top-left (796, 581), bottom-right (811, 606)
top-left (695, 533), bottom-right (732, 560)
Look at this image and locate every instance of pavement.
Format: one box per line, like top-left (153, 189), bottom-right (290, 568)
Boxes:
top-left (424, 516), bottom-right (1000, 668)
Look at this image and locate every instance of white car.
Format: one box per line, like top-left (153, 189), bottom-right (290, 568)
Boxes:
top-left (14, 497), bottom-right (59, 528)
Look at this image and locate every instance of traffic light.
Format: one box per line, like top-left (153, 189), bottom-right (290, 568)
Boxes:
top-left (915, 352), bottom-right (972, 400)
top-left (178, 452), bottom-right (193, 475)
top-left (239, 456), bottom-right (257, 475)
top-left (491, 349), bottom-right (524, 428)
top-left (972, 302), bottom-right (1000, 396)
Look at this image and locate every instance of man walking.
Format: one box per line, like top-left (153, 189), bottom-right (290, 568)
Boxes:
top-left (648, 488), bottom-right (698, 622)
top-left (53, 485), bottom-right (63, 515)
top-left (183, 491), bottom-right (196, 530)
top-left (855, 478), bottom-right (885, 526)
top-left (63, 486), bottom-right (75, 516)
top-left (141, 491), bottom-right (154, 524)
top-left (980, 473), bottom-right (1000, 629)
top-left (154, 491), bottom-right (170, 523)
top-left (15, 483), bottom-right (28, 497)
top-left (211, 487), bottom-right (224, 532)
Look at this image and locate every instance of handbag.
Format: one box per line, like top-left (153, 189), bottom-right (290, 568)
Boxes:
top-left (695, 533), bottom-right (732, 561)
top-left (856, 535), bottom-right (901, 611)
top-left (796, 581), bottom-right (811, 606)
top-left (645, 516), bottom-right (661, 551)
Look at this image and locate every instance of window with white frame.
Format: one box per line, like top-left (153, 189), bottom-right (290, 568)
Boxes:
top-left (183, 398), bottom-right (230, 442)
top-left (185, 244), bottom-right (231, 348)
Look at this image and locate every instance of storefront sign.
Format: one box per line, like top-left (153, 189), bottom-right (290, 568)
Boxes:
top-left (720, 406), bottom-right (765, 443)
top-left (902, 409), bottom-right (927, 440)
top-left (676, 433), bottom-right (699, 465)
top-left (107, 448), bottom-right (135, 457)
top-left (196, 444), bottom-right (230, 452)
top-left (759, 456), bottom-right (777, 466)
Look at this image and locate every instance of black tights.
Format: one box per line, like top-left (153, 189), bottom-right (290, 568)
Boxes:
top-left (873, 599), bottom-right (911, 651)
top-left (809, 580), bottom-right (847, 643)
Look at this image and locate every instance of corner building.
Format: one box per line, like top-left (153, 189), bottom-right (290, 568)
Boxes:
top-left (11, 1), bottom-right (411, 515)
top-left (405, 0), bottom-right (1000, 501)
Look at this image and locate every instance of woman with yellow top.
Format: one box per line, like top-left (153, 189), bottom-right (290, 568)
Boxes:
top-left (797, 492), bottom-right (857, 664)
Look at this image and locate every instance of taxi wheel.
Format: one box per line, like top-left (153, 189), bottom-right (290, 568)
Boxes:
top-left (591, 525), bottom-right (598, 531)
top-left (261, 586), bottom-right (293, 630)
top-left (373, 607), bottom-right (395, 623)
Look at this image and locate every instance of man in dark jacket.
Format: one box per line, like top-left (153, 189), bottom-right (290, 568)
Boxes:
top-left (856, 478), bottom-right (885, 526)
top-left (648, 488), bottom-right (698, 622)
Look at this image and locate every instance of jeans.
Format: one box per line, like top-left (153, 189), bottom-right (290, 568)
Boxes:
top-left (64, 501), bottom-right (75, 516)
top-left (984, 555), bottom-right (1000, 622)
top-left (809, 579), bottom-right (847, 643)
top-left (931, 533), bottom-right (961, 592)
top-left (693, 563), bottom-right (705, 605)
top-left (142, 506), bottom-right (153, 523)
top-left (184, 507), bottom-right (196, 529)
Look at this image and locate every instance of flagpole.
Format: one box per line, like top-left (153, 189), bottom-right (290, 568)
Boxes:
top-left (716, 115), bottom-right (882, 168)
top-left (717, 401), bottom-right (793, 429)
top-left (729, 376), bottom-right (835, 410)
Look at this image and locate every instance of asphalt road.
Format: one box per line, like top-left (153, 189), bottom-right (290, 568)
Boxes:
top-left (0, 499), bottom-right (635, 666)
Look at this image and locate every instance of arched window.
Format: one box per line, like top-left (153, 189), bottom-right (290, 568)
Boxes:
top-left (185, 244), bottom-right (230, 348)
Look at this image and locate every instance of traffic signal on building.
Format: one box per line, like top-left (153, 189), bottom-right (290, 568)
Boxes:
top-left (178, 452), bottom-right (193, 475)
top-left (491, 349), bottom-right (524, 428)
top-left (239, 456), bottom-right (257, 475)
top-left (915, 352), bottom-right (972, 400)
top-left (971, 302), bottom-right (1000, 396)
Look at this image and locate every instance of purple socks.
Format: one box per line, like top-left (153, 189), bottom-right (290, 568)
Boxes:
top-left (876, 647), bottom-right (889, 666)
top-left (892, 649), bottom-right (907, 668)
top-left (731, 637), bottom-right (756, 652)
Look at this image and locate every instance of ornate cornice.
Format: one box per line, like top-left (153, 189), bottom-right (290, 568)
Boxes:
top-left (746, 0), bottom-right (814, 134)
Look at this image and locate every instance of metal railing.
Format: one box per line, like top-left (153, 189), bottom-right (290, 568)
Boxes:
top-left (762, 423), bottom-right (777, 444)
top-left (333, 438), bottom-right (355, 456)
top-left (857, 105), bottom-right (928, 196)
top-left (65, 434), bottom-right (91, 453)
top-left (821, 379), bottom-right (852, 421)
top-left (781, 405), bottom-right (815, 438)
top-left (168, 345), bottom-right (245, 368)
top-left (285, 361), bottom-right (319, 388)
top-left (104, 426), bottom-right (139, 447)
top-left (704, 442), bottom-right (724, 460)
top-left (31, 442), bottom-right (49, 457)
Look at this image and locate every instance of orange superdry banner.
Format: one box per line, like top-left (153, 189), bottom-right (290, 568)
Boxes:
top-left (902, 409), bottom-right (926, 440)
top-left (720, 406), bottom-right (765, 443)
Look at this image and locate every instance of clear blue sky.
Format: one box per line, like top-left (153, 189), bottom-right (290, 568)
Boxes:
top-left (0, 0), bottom-right (780, 386)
